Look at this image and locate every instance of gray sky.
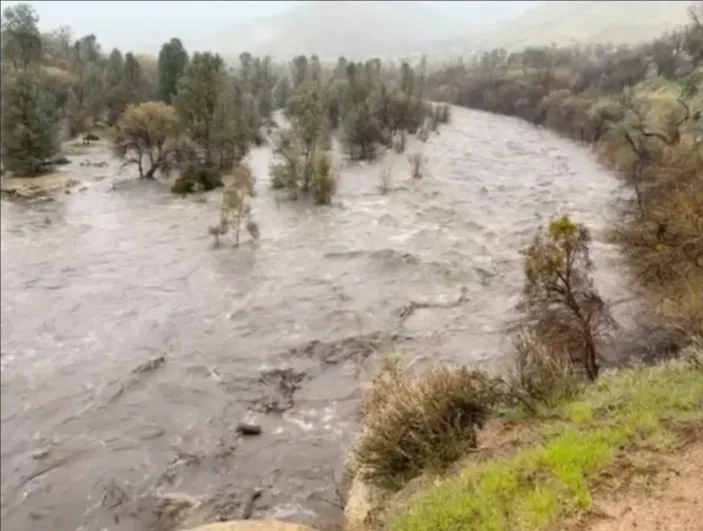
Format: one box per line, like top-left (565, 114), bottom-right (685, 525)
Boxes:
top-left (1, 1), bottom-right (543, 55)
top-left (0, 1), bottom-right (306, 52)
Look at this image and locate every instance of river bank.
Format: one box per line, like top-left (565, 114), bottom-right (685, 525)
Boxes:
top-left (1, 105), bottom-right (633, 531)
top-left (339, 52), bottom-right (702, 529)
top-left (428, 68), bottom-right (702, 346)
top-left (343, 344), bottom-right (703, 531)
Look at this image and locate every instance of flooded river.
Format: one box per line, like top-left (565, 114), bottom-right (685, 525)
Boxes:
top-left (1, 107), bottom-right (629, 530)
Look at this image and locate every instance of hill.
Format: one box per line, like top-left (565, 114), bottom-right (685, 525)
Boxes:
top-left (208, 1), bottom-right (539, 62)
top-left (470, 0), bottom-right (694, 50)
top-left (210, 1), bottom-right (695, 64)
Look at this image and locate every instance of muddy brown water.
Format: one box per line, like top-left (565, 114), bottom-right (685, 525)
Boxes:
top-left (1, 107), bottom-right (632, 531)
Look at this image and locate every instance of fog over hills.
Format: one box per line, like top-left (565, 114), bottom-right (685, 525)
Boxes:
top-left (5, 0), bottom-right (696, 61)
top-left (207, 1), bottom-right (541, 61)
top-left (472, 1), bottom-right (693, 50)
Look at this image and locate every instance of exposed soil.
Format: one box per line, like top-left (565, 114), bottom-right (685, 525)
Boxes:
top-left (585, 440), bottom-right (703, 531)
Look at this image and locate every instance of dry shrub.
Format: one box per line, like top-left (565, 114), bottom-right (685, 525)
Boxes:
top-left (614, 141), bottom-right (703, 336)
top-left (682, 337), bottom-right (703, 370)
top-left (393, 130), bottom-right (407, 154)
top-left (353, 357), bottom-right (500, 490)
top-left (378, 164), bottom-right (393, 195)
top-left (507, 329), bottom-right (582, 410)
top-left (657, 277), bottom-right (703, 338)
top-left (595, 136), bottom-right (639, 174)
top-left (407, 152), bottom-right (426, 179)
top-left (435, 103), bottom-right (451, 124)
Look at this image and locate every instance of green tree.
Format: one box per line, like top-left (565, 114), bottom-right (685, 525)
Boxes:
top-left (174, 51), bottom-right (227, 166)
top-left (1, 71), bottom-right (59, 175)
top-left (157, 38), bottom-right (188, 104)
top-left (103, 48), bottom-right (126, 125)
top-left (274, 75), bottom-right (292, 109)
top-left (1, 3), bottom-right (41, 72)
top-left (285, 80), bottom-right (329, 190)
top-left (113, 100), bottom-right (185, 179)
top-left (520, 216), bottom-right (613, 381)
top-left (1, 4), bottom-right (60, 175)
top-left (122, 52), bottom-right (146, 103)
top-left (65, 34), bottom-right (105, 136)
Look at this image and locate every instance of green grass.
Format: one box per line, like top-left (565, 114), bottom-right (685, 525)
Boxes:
top-left (390, 359), bottom-right (703, 531)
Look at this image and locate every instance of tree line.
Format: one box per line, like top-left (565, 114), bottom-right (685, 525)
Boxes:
top-left (1, 2), bottom-right (450, 203)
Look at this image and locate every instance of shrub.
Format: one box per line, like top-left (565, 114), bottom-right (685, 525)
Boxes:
top-left (407, 152), bottom-right (426, 179)
top-left (612, 139), bottom-right (703, 337)
top-left (520, 215), bottom-right (614, 381)
top-left (435, 103), bottom-right (451, 124)
top-left (269, 126), bottom-right (336, 204)
top-left (311, 153), bottom-right (336, 205)
top-left (507, 329), bottom-right (582, 411)
top-left (352, 356), bottom-right (499, 491)
top-left (378, 165), bottom-right (393, 194)
top-left (393, 130), bottom-right (407, 154)
top-left (208, 164), bottom-right (258, 247)
top-left (172, 164), bottom-right (223, 195)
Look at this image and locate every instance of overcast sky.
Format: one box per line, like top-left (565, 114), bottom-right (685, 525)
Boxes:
top-left (1, 0), bottom-right (543, 55)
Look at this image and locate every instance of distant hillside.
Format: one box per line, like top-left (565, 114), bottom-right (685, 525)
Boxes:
top-left (470, 1), bottom-right (694, 50)
top-left (208, 1), bottom-right (539, 62)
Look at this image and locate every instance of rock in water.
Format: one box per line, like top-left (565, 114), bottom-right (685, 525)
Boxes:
top-left (236, 423), bottom-right (262, 436)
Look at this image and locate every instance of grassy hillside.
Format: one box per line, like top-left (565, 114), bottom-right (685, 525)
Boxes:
top-left (389, 353), bottom-right (703, 531)
top-left (472, 1), bottom-right (693, 50)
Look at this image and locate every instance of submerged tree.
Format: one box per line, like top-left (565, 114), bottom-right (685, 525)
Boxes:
top-left (113, 101), bottom-right (184, 179)
top-left (519, 215), bottom-right (613, 381)
top-left (209, 165), bottom-right (259, 247)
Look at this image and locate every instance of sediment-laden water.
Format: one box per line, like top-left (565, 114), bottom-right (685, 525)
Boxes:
top-left (0, 107), bottom-right (630, 530)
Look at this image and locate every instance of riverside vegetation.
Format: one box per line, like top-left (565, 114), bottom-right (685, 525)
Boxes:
top-left (1, 2), bottom-right (702, 531)
top-left (346, 3), bottom-right (703, 530)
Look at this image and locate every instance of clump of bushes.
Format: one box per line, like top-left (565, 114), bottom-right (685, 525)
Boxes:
top-left (507, 329), bottom-right (582, 411)
top-left (172, 163), bottom-right (223, 195)
top-left (352, 356), bottom-right (499, 490)
top-left (269, 126), bottom-right (337, 204)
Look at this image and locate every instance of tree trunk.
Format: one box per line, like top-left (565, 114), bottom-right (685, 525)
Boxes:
top-left (234, 215), bottom-right (241, 247)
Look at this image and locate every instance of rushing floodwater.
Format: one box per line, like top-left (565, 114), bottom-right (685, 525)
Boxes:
top-left (1, 107), bottom-right (630, 531)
